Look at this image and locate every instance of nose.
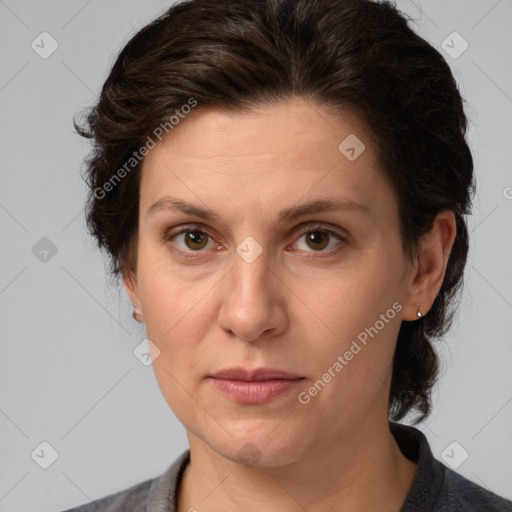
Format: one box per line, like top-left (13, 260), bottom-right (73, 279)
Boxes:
top-left (217, 248), bottom-right (288, 342)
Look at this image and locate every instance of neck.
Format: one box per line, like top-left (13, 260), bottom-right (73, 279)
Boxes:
top-left (177, 415), bottom-right (418, 512)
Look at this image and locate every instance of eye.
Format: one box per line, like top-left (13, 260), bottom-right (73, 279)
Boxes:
top-left (164, 225), bottom-right (216, 254)
top-left (162, 222), bottom-right (347, 257)
top-left (291, 224), bottom-right (347, 254)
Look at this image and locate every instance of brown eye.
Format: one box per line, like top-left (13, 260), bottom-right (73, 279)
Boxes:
top-left (293, 226), bottom-right (346, 253)
top-left (304, 231), bottom-right (330, 251)
top-left (165, 227), bottom-right (214, 252)
top-left (182, 230), bottom-right (210, 250)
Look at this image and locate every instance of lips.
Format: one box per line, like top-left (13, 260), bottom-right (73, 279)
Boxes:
top-left (209, 367), bottom-right (305, 404)
top-left (210, 367), bottom-right (303, 381)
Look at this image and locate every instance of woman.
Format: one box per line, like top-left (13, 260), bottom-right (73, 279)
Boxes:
top-left (63, 0), bottom-right (512, 510)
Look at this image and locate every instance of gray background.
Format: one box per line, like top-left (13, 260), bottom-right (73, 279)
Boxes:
top-left (1, 1), bottom-right (511, 510)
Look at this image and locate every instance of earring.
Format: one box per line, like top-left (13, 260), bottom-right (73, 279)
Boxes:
top-left (132, 303), bottom-right (143, 323)
top-left (417, 306), bottom-right (424, 319)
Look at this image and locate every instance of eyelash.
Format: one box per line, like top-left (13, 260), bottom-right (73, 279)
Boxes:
top-left (161, 222), bottom-right (348, 259)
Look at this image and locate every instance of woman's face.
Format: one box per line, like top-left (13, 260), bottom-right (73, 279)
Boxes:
top-left (126, 97), bottom-right (417, 466)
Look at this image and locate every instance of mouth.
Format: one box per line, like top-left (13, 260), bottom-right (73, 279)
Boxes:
top-left (210, 367), bottom-right (303, 381)
top-left (209, 367), bottom-right (305, 404)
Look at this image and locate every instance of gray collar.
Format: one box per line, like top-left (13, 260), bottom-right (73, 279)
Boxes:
top-left (147, 449), bottom-right (190, 512)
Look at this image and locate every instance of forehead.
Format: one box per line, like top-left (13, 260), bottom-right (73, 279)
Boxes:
top-left (145, 98), bottom-right (374, 167)
top-left (139, 98), bottom-right (393, 222)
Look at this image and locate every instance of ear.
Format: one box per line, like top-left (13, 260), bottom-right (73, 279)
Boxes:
top-left (123, 270), bottom-right (140, 306)
top-left (402, 210), bottom-right (457, 321)
top-left (124, 270), bottom-right (144, 323)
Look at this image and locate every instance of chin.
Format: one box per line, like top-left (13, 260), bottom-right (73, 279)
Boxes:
top-left (211, 427), bottom-right (305, 468)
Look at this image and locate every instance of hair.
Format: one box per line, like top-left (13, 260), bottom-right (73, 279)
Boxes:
top-left (74, 0), bottom-right (475, 424)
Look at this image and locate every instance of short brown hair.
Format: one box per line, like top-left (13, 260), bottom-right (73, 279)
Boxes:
top-left (74, 0), bottom-right (475, 424)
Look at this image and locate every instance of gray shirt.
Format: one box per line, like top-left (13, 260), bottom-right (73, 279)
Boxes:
top-left (61, 422), bottom-right (512, 511)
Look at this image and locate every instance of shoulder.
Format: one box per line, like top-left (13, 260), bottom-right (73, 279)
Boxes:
top-left (59, 449), bottom-right (191, 512)
top-left (437, 463), bottom-right (512, 512)
top-left (390, 421), bottom-right (512, 512)
top-left (59, 477), bottom-right (153, 512)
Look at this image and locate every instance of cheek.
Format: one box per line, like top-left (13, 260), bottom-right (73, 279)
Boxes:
top-left (137, 244), bottom-right (213, 329)
top-left (299, 252), bottom-right (403, 409)
top-left (315, 250), bottom-right (401, 338)
top-left (299, 312), bottom-right (400, 435)
top-left (141, 273), bottom-right (210, 354)
top-left (138, 262), bottom-right (214, 423)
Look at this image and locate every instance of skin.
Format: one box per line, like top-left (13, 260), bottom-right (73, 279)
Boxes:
top-left (124, 97), bottom-right (456, 512)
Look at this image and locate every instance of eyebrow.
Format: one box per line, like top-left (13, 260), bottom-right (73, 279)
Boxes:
top-left (147, 195), bottom-right (369, 225)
